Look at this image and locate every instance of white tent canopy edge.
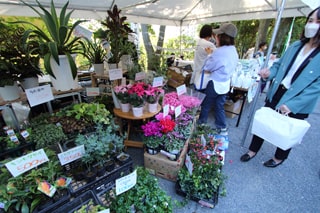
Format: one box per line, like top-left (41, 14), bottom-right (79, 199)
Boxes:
top-left (0, 0), bottom-right (314, 26)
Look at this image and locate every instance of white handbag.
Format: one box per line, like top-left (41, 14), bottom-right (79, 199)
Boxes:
top-left (194, 69), bottom-right (211, 90)
top-left (251, 107), bottom-right (311, 150)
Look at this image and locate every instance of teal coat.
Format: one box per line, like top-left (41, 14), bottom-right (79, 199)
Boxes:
top-left (266, 41), bottom-right (320, 114)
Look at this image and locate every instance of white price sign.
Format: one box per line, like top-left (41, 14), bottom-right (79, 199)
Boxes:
top-left (25, 84), bottom-right (54, 107)
top-left (152, 77), bottom-right (163, 87)
top-left (175, 105), bottom-right (182, 118)
top-left (5, 149), bottom-right (49, 177)
top-left (86, 87), bottom-right (100, 96)
top-left (135, 72), bottom-right (146, 81)
top-left (163, 104), bottom-right (169, 117)
top-left (58, 145), bottom-right (85, 166)
top-left (108, 68), bottom-right (123, 80)
top-left (116, 169), bottom-right (137, 195)
top-left (176, 84), bottom-right (186, 96)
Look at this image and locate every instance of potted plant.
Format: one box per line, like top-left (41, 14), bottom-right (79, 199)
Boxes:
top-left (0, 19), bottom-right (23, 101)
top-left (145, 84), bottom-right (163, 113)
top-left (15, 0), bottom-right (87, 91)
top-left (127, 82), bottom-right (147, 116)
top-left (95, 5), bottom-right (135, 67)
top-left (80, 38), bottom-right (110, 75)
top-left (114, 84), bottom-right (132, 112)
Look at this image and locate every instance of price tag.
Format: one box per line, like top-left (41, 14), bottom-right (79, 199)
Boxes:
top-left (86, 87), bottom-right (100, 96)
top-left (26, 84), bottom-right (54, 107)
top-left (176, 84), bottom-right (186, 96)
top-left (108, 68), bottom-right (123, 80)
top-left (9, 135), bottom-right (19, 143)
top-left (185, 154), bottom-right (193, 175)
top-left (135, 72), bottom-right (146, 81)
top-left (121, 77), bottom-right (127, 86)
top-left (163, 104), bottom-right (169, 117)
top-left (152, 77), bottom-right (163, 87)
top-left (58, 145), bottom-right (85, 166)
top-left (116, 169), bottom-right (137, 195)
top-left (5, 149), bottom-right (49, 177)
top-left (201, 134), bottom-right (207, 146)
top-left (6, 129), bottom-right (15, 136)
top-left (174, 105), bottom-right (182, 118)
top-left (20, 130), bottom-right (30, 139)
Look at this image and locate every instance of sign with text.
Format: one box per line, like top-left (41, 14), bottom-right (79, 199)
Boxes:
top-left (5, 149), bottom-right (49, 177)
top-left (108, 68), bottom-right (123, 80)
top-left (58, 145), bottom-right (85, 166)
top-left (175, 105), bottom-right (182, 118)
top-left (185, 154), bottom-right (193, 175)
top-left (116, 169), bottom-right (137, 195)
top-left (163, 104), bottom-right (169, 117)
top-left (26, 85), bottom-right (54, 107)
top-left (86, 87), bottom-right (100, 96)
top-left (135, 72), bottom-right (146, 81)
top-left (176, 84), bottom-right (186, 96)
top-left (152, 76), bottom-right (163, 87)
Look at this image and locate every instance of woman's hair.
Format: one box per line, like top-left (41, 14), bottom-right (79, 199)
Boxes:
top-left (301, 7), bottom-right (320, 47)
top-left (199, 25), bottom-right (213, 39)
top-left (217, 34), bottom-right (235, 46)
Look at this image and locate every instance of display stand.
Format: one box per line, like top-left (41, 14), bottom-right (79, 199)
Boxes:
top-left (113, 105), bottom-right (161, 148)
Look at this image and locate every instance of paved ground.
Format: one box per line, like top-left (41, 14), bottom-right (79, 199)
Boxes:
top-left (128, 92), bottom-right (320, 213)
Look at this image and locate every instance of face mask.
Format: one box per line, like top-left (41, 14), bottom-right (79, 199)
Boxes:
top-left (304, 23), bottom-right (320, 38)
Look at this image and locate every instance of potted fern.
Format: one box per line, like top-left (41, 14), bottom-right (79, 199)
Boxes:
top-left (15, 0), bottom-right (87, 91)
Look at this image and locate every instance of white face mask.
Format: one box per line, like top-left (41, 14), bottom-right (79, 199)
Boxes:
top-left (304, 23), bottom-right (320, 38)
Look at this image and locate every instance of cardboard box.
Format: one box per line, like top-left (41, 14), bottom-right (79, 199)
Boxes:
top-left (144, 142), bottom-right (188, 182)
top-left (224, 99), bottom-right (243, 118)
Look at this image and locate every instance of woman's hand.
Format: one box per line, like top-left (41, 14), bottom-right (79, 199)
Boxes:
top-left (259, 68), bottom-right (270, 79)
top-left (205, 47), bottom-right (213, 54)
top-left (279, 104), bottom-right (291, 115)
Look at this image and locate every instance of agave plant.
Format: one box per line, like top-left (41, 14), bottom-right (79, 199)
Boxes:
top-left (15, 0), bottom-right (87, 79)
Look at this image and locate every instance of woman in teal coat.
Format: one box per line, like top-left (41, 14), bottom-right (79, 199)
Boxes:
top-left (240, 7), bottom-right (320, 168)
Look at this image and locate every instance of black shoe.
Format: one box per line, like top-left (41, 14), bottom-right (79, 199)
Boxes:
top-left (263, 159), bottom-right (284, 168)
top-left (240, 153), bottom-right (256, 162)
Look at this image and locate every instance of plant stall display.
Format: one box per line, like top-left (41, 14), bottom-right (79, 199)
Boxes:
top-left (107, 167), bottom-right (172, 212)
top-left (15, 0), bottom-right (87, 91)
top-left (176, 124), bottom-right (226, 208)
top-left (0, 149), bottom-right (70, 213)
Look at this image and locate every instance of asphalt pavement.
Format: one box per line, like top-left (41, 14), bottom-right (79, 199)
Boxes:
top-left (128, 92), bottom-right (320, 213)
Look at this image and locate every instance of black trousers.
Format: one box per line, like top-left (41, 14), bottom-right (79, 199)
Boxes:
top-left (249, 85), bottom-right (308, 160)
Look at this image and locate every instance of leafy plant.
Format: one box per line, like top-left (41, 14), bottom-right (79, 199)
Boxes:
top-left (28, 123), bottom-right (67, 149)
top-left (108, 167), bottom-right (172, 212)
top-left (95, 4), bottom-right (134, 64)
top-left (74, 200), bottom-right (106, 213)
top-left (80, 38), bottom-right (109, 64)
top-left (15, 0), bottom-right (87, 79)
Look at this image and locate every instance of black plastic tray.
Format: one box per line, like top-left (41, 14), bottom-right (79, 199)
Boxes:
top-left (51, 190), bottom-right (101, 213)
top-left (33, 189), bottom-right (71, 213)
top-left (68, 158), bottom-right (133, 197)
top-left (175, 181), bottom-right (218, 208)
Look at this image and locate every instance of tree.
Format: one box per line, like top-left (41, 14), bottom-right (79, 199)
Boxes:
top-left (141, 24), bottom-right (166, 71)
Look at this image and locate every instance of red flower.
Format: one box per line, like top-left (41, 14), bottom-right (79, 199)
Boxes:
top-left (159, 118), bottom-right (175, 133)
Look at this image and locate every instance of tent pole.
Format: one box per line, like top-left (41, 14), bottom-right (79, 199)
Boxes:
top-left (241, 0), bottom-right (287, 146)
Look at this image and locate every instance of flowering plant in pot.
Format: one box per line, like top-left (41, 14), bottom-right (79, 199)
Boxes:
top-left (114, 84), bottom-right (132, 104)
top-left (128, 82), bottom-right (148, 107)
top-left (163, 92), bottom-right (202, 115)
top-left (144, 85), bottom-right (164, 104)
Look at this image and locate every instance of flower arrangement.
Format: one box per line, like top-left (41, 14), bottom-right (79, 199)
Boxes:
top-left (114, 84), bottom-right (132, 104)
top-left (144, 85), bottom-right (164, 104)
top-left (128, 82), bottom-right (148, 107)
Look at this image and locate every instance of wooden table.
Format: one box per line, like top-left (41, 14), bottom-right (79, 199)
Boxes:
top-left (113, 105), bottom-right (161, 148)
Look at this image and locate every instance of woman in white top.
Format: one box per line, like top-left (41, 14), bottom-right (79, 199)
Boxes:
top-left (191, 25), bottom-right (216, 86)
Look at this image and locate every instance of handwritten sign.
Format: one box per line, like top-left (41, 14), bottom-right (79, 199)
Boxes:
top-left (86, 87), bottom-right (100, 96)
top-left (58, 145), bottom-right (85, 166)
top-left (135, 72), bottom-right (146, 81)
top-left (116, 169), bottom-right (137, 195)
top-left (26, 85), bottom-right (54, 107)
top-left (176, 84), bottom-right (186, 96)
top-left (163, 104), bottom-right (169, 117)
top-left (152, 76), bottom-right (163, 87)
top-left (109, 68), bottom-right (123, 80)
top-left (175, 105), bottom-right (182, 118)
top-left (5, 149), bottom-right (49, 177)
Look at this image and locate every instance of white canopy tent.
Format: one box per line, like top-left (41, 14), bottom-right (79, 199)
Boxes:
top-left (0, 0), bottom-right (314, 26)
